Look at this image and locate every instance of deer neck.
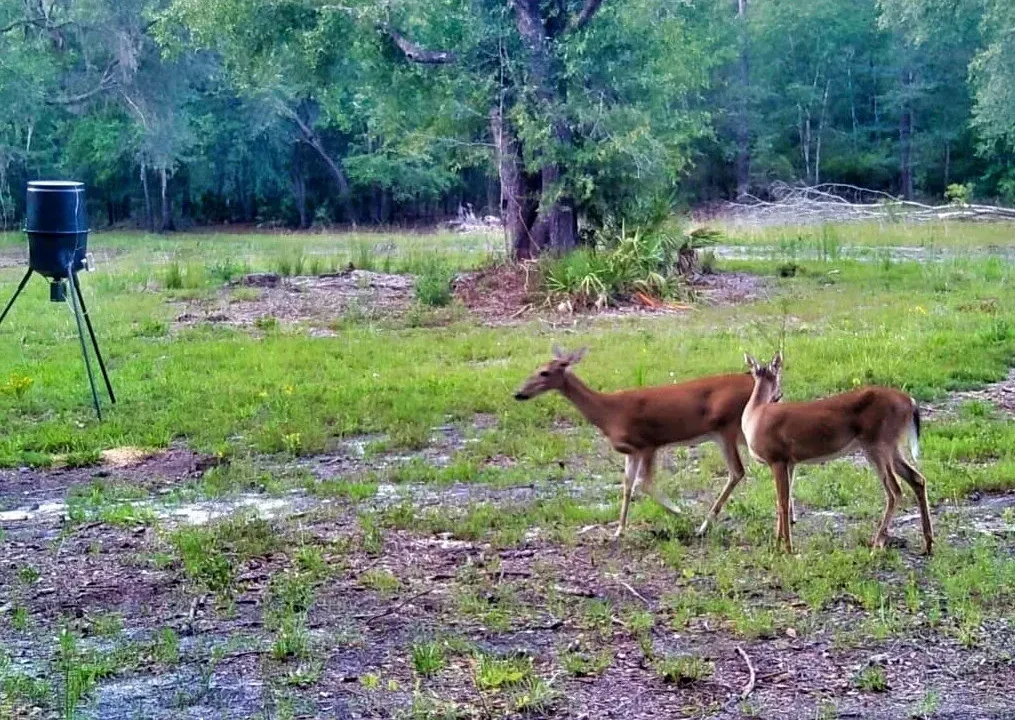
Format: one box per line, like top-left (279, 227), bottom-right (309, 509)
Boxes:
top-left (744, 377), bottom-right (778, 421)
top-left (560, 372), bottom-right (612, 431)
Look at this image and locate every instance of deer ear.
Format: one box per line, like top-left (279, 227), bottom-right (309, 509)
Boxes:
top-left (771, 351), bottom-right (783, 372)
top-left (552, 344), bottom-right (566, 360)
top-left (744, 353), bottom-right (759, 370)
top-left (568, 347), bottom-right (588, 365)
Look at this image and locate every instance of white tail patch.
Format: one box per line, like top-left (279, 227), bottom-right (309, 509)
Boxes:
top-left (907, 416), bottom-right (920, 461)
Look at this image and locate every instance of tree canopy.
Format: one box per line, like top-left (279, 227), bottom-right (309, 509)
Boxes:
top-left (1, 0), bottom-right (1014, 252)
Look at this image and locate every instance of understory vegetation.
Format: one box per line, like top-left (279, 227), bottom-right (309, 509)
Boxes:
top-left (1, 222), bottom-right (1015, 718)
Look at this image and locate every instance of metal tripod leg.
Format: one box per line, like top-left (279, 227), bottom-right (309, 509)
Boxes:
top-left (71, 272), bottom-right (115, 404)
top-left (67, 269), bottom-right (102, 420)
top-left (0, 268), bottom-right (33, 328)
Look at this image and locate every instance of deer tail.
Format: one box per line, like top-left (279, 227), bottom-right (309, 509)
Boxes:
top-left (907, 400), bottom-right (921, 461)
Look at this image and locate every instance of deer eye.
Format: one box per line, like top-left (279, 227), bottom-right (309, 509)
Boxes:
top-left (539, 371), bottom-right (550, 377)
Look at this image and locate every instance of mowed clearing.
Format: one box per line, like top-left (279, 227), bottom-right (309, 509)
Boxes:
top-left (2, 224), bottom-right (1015, 719)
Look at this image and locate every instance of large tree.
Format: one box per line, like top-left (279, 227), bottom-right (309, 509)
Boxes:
top-left (381, 0), bottom-right (723, 257)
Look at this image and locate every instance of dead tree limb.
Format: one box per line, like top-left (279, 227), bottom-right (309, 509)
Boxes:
top-left (574, 0), bottom-right (605, 29)
top-left (736, 646), bottom-right (756, 700)
top-left (713, 183), bottom-right (1015, 226)
top-left (384, 27), bottom-right (456, 64)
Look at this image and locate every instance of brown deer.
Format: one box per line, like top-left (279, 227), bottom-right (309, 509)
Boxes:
top-left (513, 346), bottom-right (762, 538)
top-left (741, 352), bottom-right (933, 555)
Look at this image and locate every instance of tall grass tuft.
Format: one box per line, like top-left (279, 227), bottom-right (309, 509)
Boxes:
top-left (414, 260), bottom-right (455, 307)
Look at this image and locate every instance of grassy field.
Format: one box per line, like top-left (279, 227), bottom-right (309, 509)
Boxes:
top-left (1, 223), bottom-right (1014, 719)
top-left (717, 219), bottom-right (1015, 251)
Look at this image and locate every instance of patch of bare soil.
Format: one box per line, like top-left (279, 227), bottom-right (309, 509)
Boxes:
top-left (453, 264), bottom-right (769, 326)
top-left (453, 263), bottom-right (539, 323)
top-left (690, 270), bottom-right (769, 306)
top-left (174, 270), bottom-right (415, 333)
top-left (0, 446), bottom-right (217, 512)
top-left (4, 492), bottom-right (1015, 719)
top-left (925, 368), bottom-right (1015, 419)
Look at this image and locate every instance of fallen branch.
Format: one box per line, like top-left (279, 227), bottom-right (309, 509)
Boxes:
top-left (713, 182), bottom-right (1015, 227)
top-left (736, 646), bottom-right (756, 700)
top-left (357, 587), bottom-right (434, 625)
top-left (616, 579), bottom-right (651, 607)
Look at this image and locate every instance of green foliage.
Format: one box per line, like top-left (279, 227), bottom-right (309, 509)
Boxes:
top-left (541, 224), bottom-right (702, 307)
top-left (654, 654), bottom-right (714, 685)
top-left (411, 641), bottom-right (447, 677)
top-left (414, 261), bottom-right (454, 307)
top-left (854, 664), bottom-right (889, 692)
top-left (474, 654), bottom-right (532, 691)
top-left (171, 513), bottom-right (284, 595)
top-left (560, 648), bottom-right (612, 677)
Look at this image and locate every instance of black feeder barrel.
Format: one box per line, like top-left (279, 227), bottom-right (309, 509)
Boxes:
top-left (25, 181), bottom-right (88, 280)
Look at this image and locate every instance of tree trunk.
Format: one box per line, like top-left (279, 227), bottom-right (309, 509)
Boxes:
top-left (140, 163), bottom-right (154, 233)
top-left (159, 167), bottom-right (174, 233)
top-left (899, 69), bottom-right (914, 200)
top-left (291, 144), bottom-right (309, 229)
top-left (943, 142), bottom-right (951, 191)
top-left (734, 0), bottom-right (750, 198)
top-left (800, 105), bottom-right (811, 183)
top-left (815, 79), bottom-right (830, 186)
top-left (847, 57), bottom-right (859, 152)
top-left (286, 106), bottom-right (354, 223)
top-left (510, 0), bottom-right (578, 256)
top-left (181, 169), bottom-right (192, 220)
top-left (490, 106), bottom-right (532, 259)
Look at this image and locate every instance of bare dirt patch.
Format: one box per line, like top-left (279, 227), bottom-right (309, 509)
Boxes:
top-left (691, 270), bottom-right (769, 306)
top-left (453, 264), bottom-right (769, 325)
top-left (5, 499), bottom-right (1014, 719)
top-left (924, 367), bottom-right (1015, 419)
top-left (174, 270), bottom-right (415, 333)
top-left (3, 432), bottom-right (1015, 718)
top-left (0, 446), bottom-right (217, 513)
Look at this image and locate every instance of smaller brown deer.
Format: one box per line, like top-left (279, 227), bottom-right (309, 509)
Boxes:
top-left (741, 352), bottom-right (933, 555)
top-left (514, 346), bottom-right (759, 538)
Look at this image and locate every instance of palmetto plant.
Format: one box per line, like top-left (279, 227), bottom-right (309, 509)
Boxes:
top-left (541, 221), bottom-right (719, 308)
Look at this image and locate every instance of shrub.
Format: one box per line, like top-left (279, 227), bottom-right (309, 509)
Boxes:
top-left (540, 221), bottom-right (714, 308)
top-left (415, 261), bottom-right (454, 307)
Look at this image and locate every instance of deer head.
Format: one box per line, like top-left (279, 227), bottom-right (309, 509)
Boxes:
top-left (744, 351), bottom-right (783, 404)
top-left (514, 345), bottom-right (588, 400)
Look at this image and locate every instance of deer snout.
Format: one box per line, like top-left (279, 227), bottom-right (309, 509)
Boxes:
top-left (514, 392), bottom-right (530, 401)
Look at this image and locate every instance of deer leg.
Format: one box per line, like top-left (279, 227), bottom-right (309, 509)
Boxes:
top-left (893, 450), bottom-right (934, 555)
top-left (869, 454), bottom-right (902, 550)
top-left (697, 433), bottom-right (747, 537)
top-left (772, 462), bottom-right (793, 553)
top-left (789, 468), bottom-right (798, 524)
top-left (614, 453), bottom-right (639, 539)
top-left (636, 450), bottom-right (682, 518)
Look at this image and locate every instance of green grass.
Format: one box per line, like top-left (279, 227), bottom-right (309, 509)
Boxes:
top-left (560, 648), bottom-right (612, 677)
top-left (717, 220), bottom-right (1015, 250)
top-left (654, 653), bottom-right (714, 685)
top-left (3, 224), bottom-right (1015, 711)
top-left (473, 654), bottom-right (532, 691)
top-left (2, 236), bottom-right (1014, 466)
top-left (170, 513), bottom-right (285, 596)
top-left (411, 640), bottom-right (447, 677)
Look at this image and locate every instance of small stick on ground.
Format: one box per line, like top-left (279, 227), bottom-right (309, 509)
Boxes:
top-left (357, 587), bottom-right (434, 625)
top-left (736, 646), bottom-right (756, 700)
top-left (616, 579), bottom-right (651, 608)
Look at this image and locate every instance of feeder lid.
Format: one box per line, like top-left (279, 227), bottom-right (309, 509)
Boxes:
top-left (28, 181), bottom-right (85, 190)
